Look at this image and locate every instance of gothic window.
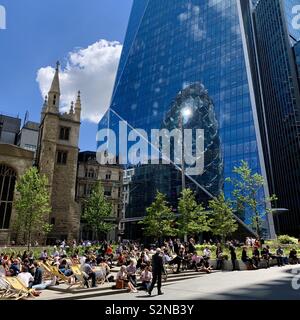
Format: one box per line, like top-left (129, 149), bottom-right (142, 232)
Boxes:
top-left (0, 165), bottom-right (17, 229)
top-left (59, 127), bottom-right (70, 141)
top-left (106, 171), bottom-right (112, 180)
top-left (57, 151), bottom-right (68, 165)
top-left (53, 95), bottom-right (56, 106)
top-left (88, 169), bottom-right (95, 178)
top-left (84, 184), bottom-right (92, 196)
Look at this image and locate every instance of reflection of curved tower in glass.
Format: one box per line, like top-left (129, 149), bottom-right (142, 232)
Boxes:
top-left (162, 83), bottom-right (223, 197)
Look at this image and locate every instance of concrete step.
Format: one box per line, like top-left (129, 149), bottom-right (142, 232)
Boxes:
top-left (44, 270), bottom-right (219, 300)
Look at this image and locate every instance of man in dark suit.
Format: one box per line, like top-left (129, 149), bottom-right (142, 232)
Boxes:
top-left (188, 238), bottom-right (196, 254)
top-left (148, 248), bottom-right (164, 296)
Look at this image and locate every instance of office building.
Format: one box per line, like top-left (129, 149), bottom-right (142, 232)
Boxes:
top-left (98, 0), bottom-right (277, 238)
top-left (76, 151), bottom-right (123, 241)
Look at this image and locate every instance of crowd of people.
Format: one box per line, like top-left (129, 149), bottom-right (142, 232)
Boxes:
top-left (0, 237), bottom-right (299, 297)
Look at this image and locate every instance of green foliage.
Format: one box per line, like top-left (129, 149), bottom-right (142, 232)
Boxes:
top-left (277, 235), bottom-right (298, 245)
top-left (83, 181), bottom-right (115, 238)
top-left (177, 188), bottom-right (210, 238)
top-left (226, 160), bottom-right (277, 237)
top-left (139, 191), bottom-right (176, 239)
top-left (14, 167), bottom-right (52, 249)
top-left (208, 193), bottom-right (238, 241)
top-left (195, 244), bottom-right (217, 252)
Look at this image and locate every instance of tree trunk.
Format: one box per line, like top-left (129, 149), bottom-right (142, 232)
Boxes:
top-left (27, 231), bottom-right (31, 251)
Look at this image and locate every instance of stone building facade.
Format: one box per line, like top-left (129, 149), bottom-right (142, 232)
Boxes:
top-left (0, 144), bottom-right (34, 245)
top-left (76, 151), bottom-right (123, 241)
top-left (36, 62), bottom-right (81, 243)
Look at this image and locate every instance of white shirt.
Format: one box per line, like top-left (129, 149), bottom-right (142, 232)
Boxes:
top-left (141, 270), bottom-right (152, 282)
top-left (80, 256), bottom-right (86, 266)
top-left (163, 254), bottom-right (172, 263)
top-left (143, 254), bottom-right (150, 262)
top-left (17, 272), bottom-right (34, 288)
top-left (203, 249), bottom-right (211, 257)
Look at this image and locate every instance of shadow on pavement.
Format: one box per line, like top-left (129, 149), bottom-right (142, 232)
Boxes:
top-left (196, 267), bottom-right (300, 300)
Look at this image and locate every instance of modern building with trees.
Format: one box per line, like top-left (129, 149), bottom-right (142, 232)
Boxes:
top-left (98, 0), bottom-right (300, 239)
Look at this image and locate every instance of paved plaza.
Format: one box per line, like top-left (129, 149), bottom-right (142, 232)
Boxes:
top-left (37, 264), bottom-right (300, 300)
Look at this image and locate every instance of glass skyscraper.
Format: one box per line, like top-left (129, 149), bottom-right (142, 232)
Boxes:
top-left (98, 0), bottom-right (279, 239)
top-left (253, 0), bottom-right (300, 236)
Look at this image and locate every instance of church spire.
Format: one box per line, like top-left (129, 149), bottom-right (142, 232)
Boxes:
top-left (47, 61), bottom-right (60, 113)
top-left (40, 95), bottom-right (48, 122)
top-left (74, 90), bottom-right (81, 121)
top-left (49, 61), bottom-right (61, 94)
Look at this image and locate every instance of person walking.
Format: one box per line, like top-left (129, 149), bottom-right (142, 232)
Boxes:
top-left (148, 248), bottom-right (164, 296)
top-left (216, 243), bottom-right (223, 270)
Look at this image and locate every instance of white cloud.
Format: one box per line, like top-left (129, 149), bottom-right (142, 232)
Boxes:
top-left (178, 3), bottom-right (206, 41)
top-left (36, 39), bottom-right (122, 123)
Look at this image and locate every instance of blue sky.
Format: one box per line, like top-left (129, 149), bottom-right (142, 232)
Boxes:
top-left (0, 0), bottom-right (133, 151)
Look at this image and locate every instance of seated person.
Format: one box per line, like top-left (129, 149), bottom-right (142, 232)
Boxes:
top-left (252, 246), bottom-right (260, 268)
top-left (105, 245), bottom-right (114, 258)
top-left (162, 250), bottom-right (172, 265)
top-left (117, 253), bottom-right (126, 266)
top-left (276, 246), bottom-right (285, 267)
top-left (40, 250), bottom-right (48, 261)
top-left (261, 247), bottom-right (271, 268)
top-left (116, 265), bottom-right (137, 293)
top-left (169, 249), bottom-right (185, 273)
top-left (17, 266), bottom-right (34, 289)
top-left (82, 258), bottom-right (97, 288)
top-left (203, 246), bottom-right (211, 258)
top-left (31, 261), bottom-right (57, 290)
top-left (203, 247), bottom-right (212, 269)
top-left (136, 253), bottom-right (147, 271)
top-left (140, 265), bottom-right (152, 291)
top-left (289, 249), bottom-right (298, 265)
top-left (9, 259), bottom-right (20, 276)
top-left (126, 260), bottom-right (137, 287)
top-left (58, 259), bottom-right (73, 277)
top-left (241, 247), bottom-right (256, 269)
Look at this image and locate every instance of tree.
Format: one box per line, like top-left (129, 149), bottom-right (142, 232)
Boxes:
top-left (14, 167), bottom-right (52, 250)
top-left (139, 191), bottom-right (176, 240)
top-left (208, 193), bottom-right (238, 242)
top-left (177, 188), bottom-right (210, 240)
top-left (83, 181), bottom-right (115, 239)
top-left (226, 160), bottom-right (277, 238)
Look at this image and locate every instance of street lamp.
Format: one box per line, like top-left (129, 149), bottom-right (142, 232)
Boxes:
top-left (179, 106), bottom-right (192, 243)
top-left (179, 106), bottom-right (193, 191)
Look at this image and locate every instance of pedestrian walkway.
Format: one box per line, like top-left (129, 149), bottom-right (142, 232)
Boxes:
top-left (36, 269), bottom-right (220, 300)
top-left (81, 265), bottom-right (300, 300)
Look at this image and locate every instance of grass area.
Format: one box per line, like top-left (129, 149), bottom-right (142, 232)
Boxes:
top-left (0, 246), bottom-right (98, 258)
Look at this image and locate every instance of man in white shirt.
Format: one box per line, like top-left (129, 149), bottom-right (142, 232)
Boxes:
top-left (17, 266), bottom-right (34, 288)
top-left (203, 247), bottom-right (211, 258)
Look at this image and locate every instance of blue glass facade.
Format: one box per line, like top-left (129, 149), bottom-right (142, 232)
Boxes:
top-left (98, 0), bottom-right (275, 237)
top-left (253, 0), bottom-right (300, 237)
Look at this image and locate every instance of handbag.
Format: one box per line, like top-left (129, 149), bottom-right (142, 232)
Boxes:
top-left (116, 279), bottom-right (125, 289)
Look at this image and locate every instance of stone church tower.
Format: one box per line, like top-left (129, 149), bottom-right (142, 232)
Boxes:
top-left (36, 62), bottom-right (81, 243)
